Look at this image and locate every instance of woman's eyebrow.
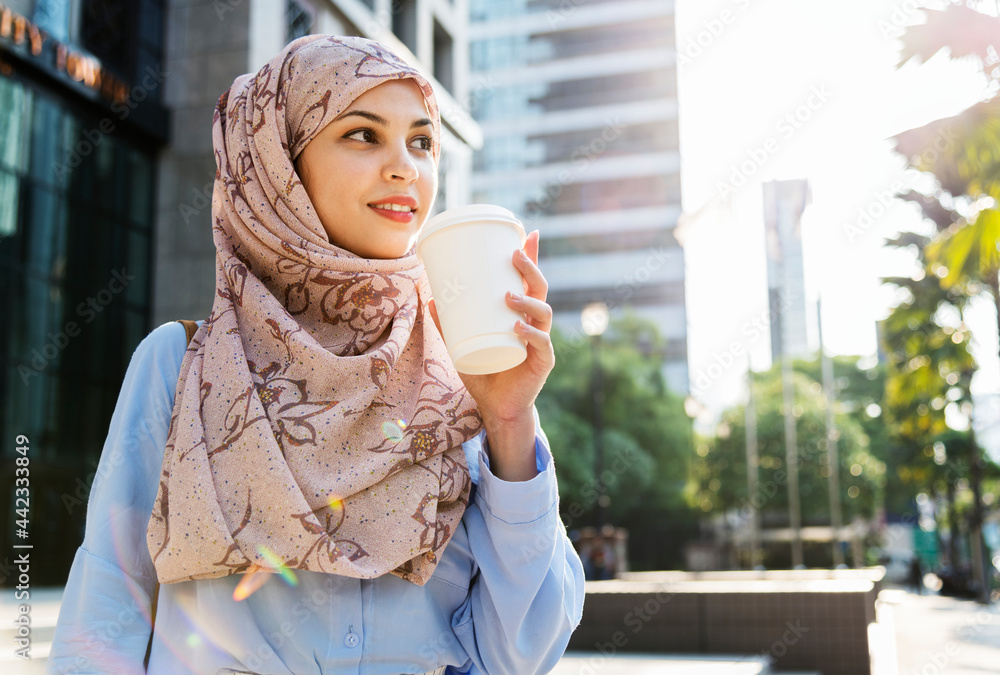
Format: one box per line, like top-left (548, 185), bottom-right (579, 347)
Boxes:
top-left (337, 110), bottom-right (433, 130)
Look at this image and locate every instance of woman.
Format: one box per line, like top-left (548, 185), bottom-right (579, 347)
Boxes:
top-left (48, 35), bottom-right (585, 674)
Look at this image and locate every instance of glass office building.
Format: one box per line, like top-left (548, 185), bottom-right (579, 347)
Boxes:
top-left (0, 0), bottom-right (166, 584)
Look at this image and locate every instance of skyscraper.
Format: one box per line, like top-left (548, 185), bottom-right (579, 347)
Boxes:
top-left (763, 178), bottom-right (811, 362)
top-left (468, 0), bottom-right (688, 393)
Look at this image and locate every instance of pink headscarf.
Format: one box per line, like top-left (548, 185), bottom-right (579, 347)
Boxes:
top-left (147, 35), bottom-right (481, 587)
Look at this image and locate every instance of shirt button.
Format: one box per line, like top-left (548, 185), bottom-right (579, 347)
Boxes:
top-left (344, 631), bottom-right (360, 648)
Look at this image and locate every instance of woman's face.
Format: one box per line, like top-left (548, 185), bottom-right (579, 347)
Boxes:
top-left (295, 79), bottom-right (438, 259)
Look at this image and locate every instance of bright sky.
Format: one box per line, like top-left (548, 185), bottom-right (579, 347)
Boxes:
top-left (675, 0), bottom-right (1000, 435)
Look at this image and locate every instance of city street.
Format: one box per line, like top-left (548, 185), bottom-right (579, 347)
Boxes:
top-left (880, 589), bottom-right (1000, 675)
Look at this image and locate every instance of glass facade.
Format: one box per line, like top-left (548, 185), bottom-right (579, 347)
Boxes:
top-left (0, 3), bottom-right (162, 584)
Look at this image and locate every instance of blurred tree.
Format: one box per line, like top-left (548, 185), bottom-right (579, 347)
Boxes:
top-left (537, 313), bottom-right (695, 534)
top-left (893, 2), bottom-right (1000, 376)
top-left (880, 222), bottom-right (978, 564)
top-left (885, 2), bottom-right (1000, 600)
top-left (688, 362), bottom-right (881, 525)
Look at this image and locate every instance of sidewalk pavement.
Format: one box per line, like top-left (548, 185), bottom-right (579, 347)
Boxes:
top-left (879, 588), bottom-right (1000, 675)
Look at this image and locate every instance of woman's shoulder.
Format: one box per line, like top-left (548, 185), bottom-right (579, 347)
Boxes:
top-left (138, 319), bottom-right (196, 361)
top-left (123, 320), bottom-right (200, 395)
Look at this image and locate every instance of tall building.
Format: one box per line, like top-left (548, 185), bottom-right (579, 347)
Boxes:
top-left (763, 178), bottom-right (811, 362)
top-left (0, 0), bottom-right (477, 587)
top-left (468, 0), bottom-right (688, 394)
top-left (0, 0), bottom-right (168, 584)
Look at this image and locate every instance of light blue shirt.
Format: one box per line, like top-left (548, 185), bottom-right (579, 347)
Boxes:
top-left (47, 321), bottom-right (585, 674)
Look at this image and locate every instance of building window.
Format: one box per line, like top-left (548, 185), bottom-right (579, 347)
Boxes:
top-left (81, 0), bottom-right (136, 78)
top-left (392, 0), bottom-right (418, 55)
top-left (80, 0), bottom-right (165, 98)
top-left (433, 19), bottom-right (453, 94)
top-left (287, 0), bottom-right (315, 42)
top-left (0, 70), bottom-right (156, 584)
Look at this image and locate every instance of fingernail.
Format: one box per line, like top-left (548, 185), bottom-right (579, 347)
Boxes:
top-left (519, 249), bottom-right (529, 261)
top-left (509, 292), bottom-right (523, 302)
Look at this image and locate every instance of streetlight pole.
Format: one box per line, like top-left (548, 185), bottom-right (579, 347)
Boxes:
top-left (818, 296), bottom-right (844, 567)
top-left (781, 351), bottom-right (803, 568)
top-left (582, 302), bottom-right (610, 528)
top-left (592, 332), bottom-right (606, 528)
top-left (745, 361), bottom-right (762, 569)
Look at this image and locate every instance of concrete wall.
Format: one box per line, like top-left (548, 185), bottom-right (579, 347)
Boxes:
top-left (154, 0), bottom-right (253, 327)
top-left (569, 577), bottom-right (878, 675)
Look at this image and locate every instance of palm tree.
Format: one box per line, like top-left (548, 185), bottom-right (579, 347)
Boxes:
top-left (893, 4), bottom-right (1000, 378)
top-left (889, 3), bottom-right (1000, 601)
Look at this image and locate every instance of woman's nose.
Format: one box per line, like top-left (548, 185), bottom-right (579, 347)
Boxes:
top-left (383, 143), bottom-right (419, 182)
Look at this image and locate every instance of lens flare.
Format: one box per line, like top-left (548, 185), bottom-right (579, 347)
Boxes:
top-left (232, 571), bottom-right (270, 601)
top-left (231, 547), bottom-right (300, 601)
top-left (381, 418), bottom-right (408, 442)
top-left (107, 504), bottom-right (200, 669)
top-left (257, 545), bottom-right (299, 588)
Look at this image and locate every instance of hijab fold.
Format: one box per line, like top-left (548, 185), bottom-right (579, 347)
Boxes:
top-left (146, 35), bottom-right (481, 587)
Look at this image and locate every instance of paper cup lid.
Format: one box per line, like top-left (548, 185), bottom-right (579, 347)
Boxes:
top-left (417, 204), bottom-right (525, 253)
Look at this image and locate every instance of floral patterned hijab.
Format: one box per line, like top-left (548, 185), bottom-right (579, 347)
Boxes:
top-left (146, 35), bottom-right (481, 587)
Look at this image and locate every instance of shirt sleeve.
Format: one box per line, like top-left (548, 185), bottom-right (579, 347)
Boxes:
top-left (47, 322), bottom-right (185, 675)
top-left (449, 411), bottom-right (586, 675)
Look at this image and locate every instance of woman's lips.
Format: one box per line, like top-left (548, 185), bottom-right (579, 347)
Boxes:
top-left (368, 204), bottom-right (416, 223)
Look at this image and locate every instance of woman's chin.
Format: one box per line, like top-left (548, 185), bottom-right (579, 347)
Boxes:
top-left (361, 240), bottom-right (417, 260)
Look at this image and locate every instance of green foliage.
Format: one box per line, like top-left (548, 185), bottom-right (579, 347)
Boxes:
top-left (880, 6), bottom-right (1000, 590)
top-left (689, 362), bottom-right (882, 524)
top-left (537, 312), bottom-right (695, 531)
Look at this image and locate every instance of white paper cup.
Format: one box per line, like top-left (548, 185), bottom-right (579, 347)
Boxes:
top-left (417, 204), bottom-right (528, 375)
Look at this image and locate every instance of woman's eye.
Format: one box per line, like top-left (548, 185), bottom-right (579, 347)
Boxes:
top-left (345, 129), bottom-right (377, 143)
top-left (410, 136), bottom-right (433, 151)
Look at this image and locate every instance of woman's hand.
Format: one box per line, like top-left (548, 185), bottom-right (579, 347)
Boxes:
top-left (428, 229), bottom-right (555, 481)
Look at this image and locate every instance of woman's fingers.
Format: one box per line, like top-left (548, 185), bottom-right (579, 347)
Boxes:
top-left (512, 244), bottom-right (548, 302)
top-left (524, 229), bottom-right (540, 266)
top-left (515, 320), bottom-right (555, 366)
top-left (507, 291), bottom-right (552, 333)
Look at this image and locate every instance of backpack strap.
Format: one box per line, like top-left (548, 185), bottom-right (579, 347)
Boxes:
top-left (176, 319), bottom-right (199, 346)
